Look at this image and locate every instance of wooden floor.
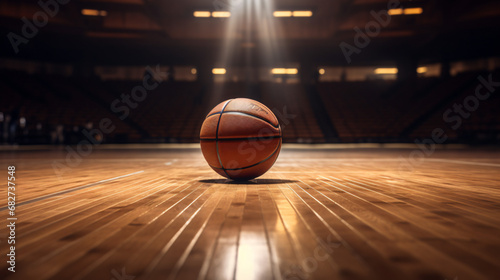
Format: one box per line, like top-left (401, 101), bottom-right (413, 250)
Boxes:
top-left (1, 145), bottom-right (500, 280)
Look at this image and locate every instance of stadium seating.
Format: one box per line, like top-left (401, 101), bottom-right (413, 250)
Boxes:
top-left (1, 70), bottom-right (499, 144)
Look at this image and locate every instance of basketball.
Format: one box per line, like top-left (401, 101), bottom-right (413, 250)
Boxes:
top-left (200, 98), bottom-right (282, 180)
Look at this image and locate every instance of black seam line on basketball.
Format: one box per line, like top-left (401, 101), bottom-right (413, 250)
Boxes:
top-left (206, 111), bottom-right (280, 129)
top-left (209, 141), bottom-right (281, 171)
top-left (216, 99), bottom-right (233, 177)
top-left (0, 171), bottom-right (144, 211)
top-left (200, 135), bottom-right (282, 141)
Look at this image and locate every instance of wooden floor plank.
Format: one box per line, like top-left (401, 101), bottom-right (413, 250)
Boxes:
top-left (205, 184), bottom-right (247, 280)
top-left (47, 178), bottom-right (200, 279)
top-left (174, 186), bottom-right (235, 280)
top-left (234, 185), bottom-right (274, 280)
top-left (310, 177), bottom-right (491, 279)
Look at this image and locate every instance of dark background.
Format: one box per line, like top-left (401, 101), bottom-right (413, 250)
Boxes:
top-left (0, 0), bottom-right (499, 145)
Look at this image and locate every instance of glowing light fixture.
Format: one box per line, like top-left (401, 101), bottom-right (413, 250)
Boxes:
top-left (293, 11), bottom-right (313, 17)
top-left (82, 9), bottom-right (107, 16)
top-left (273, 10), bottom-right (313, 18)
top-left (388, 8), bottom-right (403, 15)
top-left (271, 68), bottom-right (298, 75)
top-left (193, 11), bottom-right (211, 18)
top-left (417, 67), bottom-right (427, 74)
top-left (273, 11), bottom-right (292, 17)
top-left (212, 11), bottom-right (231, 18)
top-left (374, 68), bottom-right (398, 74)
top-left (388, 7), bottom-right (423, 16)
top-left (212, 68), bottom-right (227, 75)
top-left (191, 68), bottom-right (197, 75)
top-left (272, 68), bottom-right (286, 74)
top-left (319, 68), bottom-right (326, 75)
top-left (404, 7), bottom-right (423, 15)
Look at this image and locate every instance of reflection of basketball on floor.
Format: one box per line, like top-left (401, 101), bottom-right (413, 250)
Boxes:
top-left (200, 98), bottom-right (282, 180)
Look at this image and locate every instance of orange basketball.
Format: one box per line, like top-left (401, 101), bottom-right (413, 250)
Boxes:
top-left (200, 98), bottom-right (282, 180)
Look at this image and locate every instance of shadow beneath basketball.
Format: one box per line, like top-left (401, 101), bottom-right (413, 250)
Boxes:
top-left (199, 179), bottom-right (297, 185)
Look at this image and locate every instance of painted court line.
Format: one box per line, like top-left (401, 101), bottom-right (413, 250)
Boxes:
top-left (0, 170), bottom-right (145, 211)
top-left (427, 159), bottom-right (500, 168)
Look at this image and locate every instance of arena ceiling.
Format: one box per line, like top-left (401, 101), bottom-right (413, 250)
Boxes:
top-left (1, 0), bottom-right (499, 66)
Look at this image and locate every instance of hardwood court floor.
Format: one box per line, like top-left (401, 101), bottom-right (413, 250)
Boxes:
top-left (0, 145), bottom-right (499, 280)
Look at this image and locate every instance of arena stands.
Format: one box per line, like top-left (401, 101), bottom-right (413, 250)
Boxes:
top-left (2, 69), bottom-right (499, 145)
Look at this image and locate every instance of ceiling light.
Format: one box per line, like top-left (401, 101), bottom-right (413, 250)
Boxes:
top-left (212, 11), bottom-right (231, 18)
top-left (212, 68), bottom-right (227, 75)
top-left (273, 11), bottom-right (292, 17)
top-left (404, 7), bottom-right (423, 15)
top-left (374, 68), bottom-right (398, 74)
top-left (193, 11), bottom-right (211, 18)
top-left (417, 67), bottom-right (427, 74)
top-left (271, 68), bottom-right (298, 75)
top-left (82, 9), bottom-right (107, 16)
top-left (292, 11), bottom-right (313, 17)
top-left (388, 8), bottom-right (403, 15)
